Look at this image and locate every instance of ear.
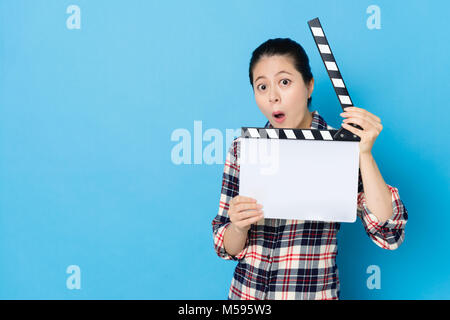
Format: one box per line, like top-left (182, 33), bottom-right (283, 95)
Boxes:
top-left (307, 78), bottom-right (314, 98)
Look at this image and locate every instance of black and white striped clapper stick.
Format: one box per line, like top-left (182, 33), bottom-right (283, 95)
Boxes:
top-left (240, 127), bottom-right (360, 142)
top-left (308, 17), bottom-right (362, 141)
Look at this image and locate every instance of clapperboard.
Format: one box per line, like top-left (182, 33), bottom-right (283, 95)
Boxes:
top-left (239, 18), bottom-right (362, 223)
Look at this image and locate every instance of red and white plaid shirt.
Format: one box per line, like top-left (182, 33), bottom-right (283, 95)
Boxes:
top-left (211, 110), bottom-right (408, 300)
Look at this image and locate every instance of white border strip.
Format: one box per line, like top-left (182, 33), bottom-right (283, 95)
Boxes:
top-left (311, 27), bottom-right (324, 37)
top-left (284, 129), bottom-right (296, 139)
top-left (301, 130), bottom-right (314, 140)
top-left (331, 78), bottom-right (345, 88)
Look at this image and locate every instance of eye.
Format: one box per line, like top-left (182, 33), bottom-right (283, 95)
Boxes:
top-left (257, 84), bottom-right (267, 91)
top-left (280, 79), bottom-right (291, 86)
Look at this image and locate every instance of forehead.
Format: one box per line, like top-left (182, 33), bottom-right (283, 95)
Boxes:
top-left (253, 55), bottom-right (297, 78)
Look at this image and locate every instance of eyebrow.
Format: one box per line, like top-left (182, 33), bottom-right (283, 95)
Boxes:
top-left (254, 71), bottom-right (293, 84)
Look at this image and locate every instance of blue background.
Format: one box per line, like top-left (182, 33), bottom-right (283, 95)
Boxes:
top-left (0, 0), bottom-right (448, 299)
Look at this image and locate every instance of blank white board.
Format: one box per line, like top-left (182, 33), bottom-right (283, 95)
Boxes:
top-left (239, 137), bottom-right (360, 222)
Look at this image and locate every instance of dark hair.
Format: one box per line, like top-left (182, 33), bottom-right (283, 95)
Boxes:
top-left (249, 38), bottom-right (313, 107)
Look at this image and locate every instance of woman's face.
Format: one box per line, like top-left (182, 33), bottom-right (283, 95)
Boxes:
top-left (252, 54), bottom-right (314, 129)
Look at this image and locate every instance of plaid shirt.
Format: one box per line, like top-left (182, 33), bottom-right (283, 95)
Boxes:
top-left (212, 110), bottom-right (408, 300)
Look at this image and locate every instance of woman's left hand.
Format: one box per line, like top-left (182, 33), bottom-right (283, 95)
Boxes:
top-left (340, 106), bottom-right (383, 155)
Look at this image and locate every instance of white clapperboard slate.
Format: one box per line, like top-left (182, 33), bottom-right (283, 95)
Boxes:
top-left (239, 18), bottom-right (364, 223)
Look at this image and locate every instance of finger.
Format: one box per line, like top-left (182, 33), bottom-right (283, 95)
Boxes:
top-left (342, 107), bottom-right (381, 123)
top-left (342, 110), bottom-right (380, 125)
top-left (342, 116), bottom-right (368, 131)
top-left (237, 209), bottom-right (263, 220)
top-left (343, 109), bottom-right (380, 126)
top-left (232, 195), bottom-right (257, 205)
top-left (238, 213), bottom-right (265, 227)
top-left (236, 202), bottom-right (263, 213)
top-left (341, 122), bottom-right (364, 137)
top-left (343, 115), bottom-right (382, 132)
top-left (346, 107), bottom-right (381, 124)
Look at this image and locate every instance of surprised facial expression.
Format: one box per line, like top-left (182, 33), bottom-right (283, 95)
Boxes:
top-left (252, 55), bottom-right (314, 129)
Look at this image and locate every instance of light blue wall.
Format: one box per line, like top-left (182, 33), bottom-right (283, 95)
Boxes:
top-left (0, 0), bottom-right (448, 299)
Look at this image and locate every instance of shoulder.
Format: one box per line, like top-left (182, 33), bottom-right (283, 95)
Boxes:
top-left (226, 137), bottom-right (241, 162)
top-left (313, 110), bottom-right (336, 130)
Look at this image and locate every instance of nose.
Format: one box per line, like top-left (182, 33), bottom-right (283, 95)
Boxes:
top-left (269, 96), bottom-right (279, 103)
top-left (269, 87), bottom-right (280, 103)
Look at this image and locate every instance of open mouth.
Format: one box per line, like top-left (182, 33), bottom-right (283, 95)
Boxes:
top-left (272, 111), bottom-right (286, 123)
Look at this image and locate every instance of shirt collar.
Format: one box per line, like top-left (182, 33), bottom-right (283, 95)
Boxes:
top-left (263, 110), bottom-right (328, 130)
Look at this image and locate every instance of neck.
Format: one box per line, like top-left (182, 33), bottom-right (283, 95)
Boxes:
top-left (295, 110), bottom-right (314, 129)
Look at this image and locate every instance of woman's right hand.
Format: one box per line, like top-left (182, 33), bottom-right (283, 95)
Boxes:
top-left (228, 195), bottom-right (264, 234)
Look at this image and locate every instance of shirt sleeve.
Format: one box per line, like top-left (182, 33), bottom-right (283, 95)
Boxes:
top-left (211, 137), bottom-right (249, 261)
top-left (357, 170), bottom-right (409, 250)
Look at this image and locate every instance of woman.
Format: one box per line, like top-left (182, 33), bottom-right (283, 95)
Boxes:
top-left (211, 38), bottom-right (408, 300)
